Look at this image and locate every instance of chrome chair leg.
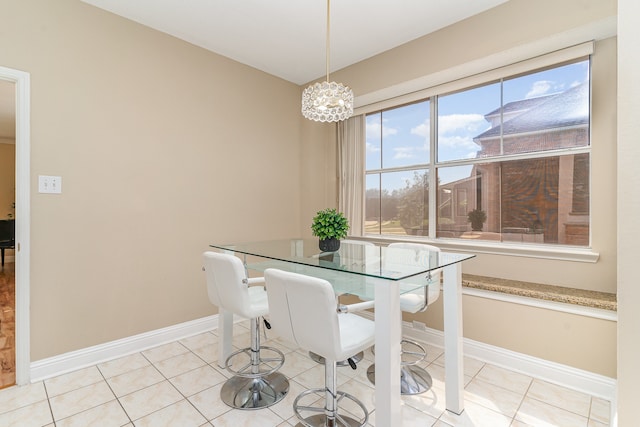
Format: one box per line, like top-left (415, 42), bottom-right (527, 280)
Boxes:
top-left (293, 359), bottom-right (369, 427)
top-left (221, 317), bottom-right (289, 409)
top-left (367, 338), bottom-right (433, 395)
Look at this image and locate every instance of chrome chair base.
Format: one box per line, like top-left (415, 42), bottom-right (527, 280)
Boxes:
top-left (220, 371), bottom-right (289, 409)
top-left (308, 351), bottom-right (364, 367)
top-left (294, 413), bottom-right (363, 427)
top-left (366, 363), bottom-right (433, 395)
top-left (293, 388), bottom-right (368, 427)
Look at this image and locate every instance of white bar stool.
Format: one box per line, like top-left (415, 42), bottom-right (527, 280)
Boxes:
top-left (264, 268), bottom-right (375, 427)
top-left (202, 251), bottom-right (289, 409)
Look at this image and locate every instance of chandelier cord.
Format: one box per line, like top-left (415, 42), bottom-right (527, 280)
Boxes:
top-left (301, 0), bottom-right (353, 122)
top-left (325, 0), bottom-right (330, 83)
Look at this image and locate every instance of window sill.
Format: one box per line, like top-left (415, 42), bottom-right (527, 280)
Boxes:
top-left (360, 234), bottom-right (600, 263)
top-left (463, 274), bottom-right (615, 311)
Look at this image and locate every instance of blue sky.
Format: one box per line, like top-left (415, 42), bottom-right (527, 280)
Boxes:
top-left (366, 60), bottom-right (590, 191)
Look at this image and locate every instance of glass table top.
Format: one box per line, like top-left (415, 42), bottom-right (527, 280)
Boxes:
top-left (209, 238), bottom-right (474, 281)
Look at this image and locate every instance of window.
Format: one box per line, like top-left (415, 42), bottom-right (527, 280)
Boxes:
top-left (365, 59), bottom-right (591, 246)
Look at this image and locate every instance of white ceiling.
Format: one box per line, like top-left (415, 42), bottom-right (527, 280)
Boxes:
top-left (81, 0), bottom-right (510, 85)
top-left (1, 0), bottom-right (510, 138)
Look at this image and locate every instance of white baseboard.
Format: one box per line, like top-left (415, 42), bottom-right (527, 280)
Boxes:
top-left (30, 315), bottom-right (220, 382)
top-left (30, 312), bottom-right (617, 407)
top-left (403, 320), bottom-right (617, 402)
top-left (356, 310), bottom-right (616, 403)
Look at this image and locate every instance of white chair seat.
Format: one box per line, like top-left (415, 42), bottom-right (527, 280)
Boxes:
top-left (246, 286), bottom-right (269, 318)
top-left (400, 293), bottom-right (428, 313)
top-left (399, 280), bottom-right (441, 313)
top-left (336, 313), bottom-right (376, 362)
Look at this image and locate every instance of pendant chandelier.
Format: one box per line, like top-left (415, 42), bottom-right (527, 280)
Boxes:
top-left (301, 0), bottom-right (353, 122)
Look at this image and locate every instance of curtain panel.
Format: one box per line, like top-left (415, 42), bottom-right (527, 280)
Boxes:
top-left (337, 115), bottom-right (365, 236)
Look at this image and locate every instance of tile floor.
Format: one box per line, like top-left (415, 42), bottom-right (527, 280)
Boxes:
top-left (0, 320), bottom-right (611, 427)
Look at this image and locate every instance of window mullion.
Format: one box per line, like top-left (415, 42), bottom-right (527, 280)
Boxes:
top-left (429, 96), bottom-right (437, 238)
top-left (500, 79), bottom-right (504, 156)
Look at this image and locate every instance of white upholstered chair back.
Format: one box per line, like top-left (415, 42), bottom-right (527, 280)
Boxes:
top-left (202, 251), bottom-right (268, 319)
top-left (387, 242), bottom-right (441, 308)
top-left (264, 268), bottom-right (342, 360)
top-left (265, 268), bottom-right (367, 363)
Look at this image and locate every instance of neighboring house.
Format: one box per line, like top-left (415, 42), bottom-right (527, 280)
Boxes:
top-left (438, 83), bottom-right (590, 245)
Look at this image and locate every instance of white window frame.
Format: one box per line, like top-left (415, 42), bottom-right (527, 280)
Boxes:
top-left (357, 41), bottom-right (601, 263)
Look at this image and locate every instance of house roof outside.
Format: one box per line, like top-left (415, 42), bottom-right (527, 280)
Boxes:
top-left (475, 82), bottom-right (589, 140)
top-left (483, 94), bottom-right (557, 123)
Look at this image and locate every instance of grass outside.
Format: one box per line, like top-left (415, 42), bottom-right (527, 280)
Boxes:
top-left (364, 220), bottom-right (407, 235)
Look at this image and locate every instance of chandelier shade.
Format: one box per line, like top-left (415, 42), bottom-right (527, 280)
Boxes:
top-left (302, 81), bottom-right (353, 122)
top-left (301, 0), bottom-right (353, 122)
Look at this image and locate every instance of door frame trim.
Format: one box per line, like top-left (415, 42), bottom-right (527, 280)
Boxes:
top-left (0, 65), bottom-right (31, 385)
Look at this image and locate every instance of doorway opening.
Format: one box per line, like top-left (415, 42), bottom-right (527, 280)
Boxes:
top-left (0, 66), bottom-right (31, 386)
top-left (0, 79), bottom-right (16, 388)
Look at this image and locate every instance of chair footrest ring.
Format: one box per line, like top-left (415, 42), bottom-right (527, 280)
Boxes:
top-left (370, 339), bottom-right (427, 366)
top-left (293, 388), bottom-right (369, 427)
top-left (400, 338), bottom-right (427, 366)
top-left (225, 345), bottom-right (286, 379)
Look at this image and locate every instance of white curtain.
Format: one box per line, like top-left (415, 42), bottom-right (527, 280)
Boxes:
top-left (337, 115), bottom-right (365, 236)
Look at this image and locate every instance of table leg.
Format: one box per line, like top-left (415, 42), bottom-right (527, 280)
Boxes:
top-left (443, 262), bottom-right (464, 414)
top-left (217, 308), bottom-right (234, 369)
top-left (374, 278), bottom-right (402, 426)
top-left (216, 249), bottom-right (237, 369)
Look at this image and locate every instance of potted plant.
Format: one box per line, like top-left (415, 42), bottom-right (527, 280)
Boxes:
top-left (311, 208), bottom-right (349, 252)
top-left (467, 208), bottom-right (487, 231)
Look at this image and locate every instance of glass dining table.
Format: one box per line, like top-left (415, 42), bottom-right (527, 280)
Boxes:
top-left (210, 238), bottom-right (474, 425)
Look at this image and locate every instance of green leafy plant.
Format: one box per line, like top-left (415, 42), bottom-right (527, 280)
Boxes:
top-left (398, 171), bottom-right (429, 230)
top-left (311, 208), bottom-right (349, 240)
top-left (467, 208), bottom-right (487, 231)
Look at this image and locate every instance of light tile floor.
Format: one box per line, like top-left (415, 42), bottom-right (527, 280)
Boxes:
top-left (0, 321), bottom-right (611, 426)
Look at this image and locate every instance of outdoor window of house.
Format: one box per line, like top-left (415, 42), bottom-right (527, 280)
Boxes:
top-left (365, 58), bottom-right (590, 246)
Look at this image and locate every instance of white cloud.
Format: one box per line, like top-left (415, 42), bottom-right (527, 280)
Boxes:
top-left (393, 147), bottom-right (416, 160)
top-left (410, 120), bottom-right (430, 138)
top-left (525, 80), bottom-right (574, 98)
top-left (366, 119), bottom-right (396, 156)
top-left (438, 135), bottom-right (479, 151)
top-left (526, 80), bottom-right (553, 98)
top-left (391, 143), bottom-right (429, 161)
top-left (365, 142), bottom-right (380, 154)
top-left (366, 119), bottom-right (398, 138)
top-left (438, 114), bottom-right (486, 135)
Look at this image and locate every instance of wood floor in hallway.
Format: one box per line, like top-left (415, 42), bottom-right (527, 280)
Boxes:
top-left (0, 261), bottom-right (15, 388)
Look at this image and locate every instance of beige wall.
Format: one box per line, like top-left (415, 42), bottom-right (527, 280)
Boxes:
top-left (1, 0), bottom-right (304, 360)
top-left (302, 0), bottom-right (618, 377)
top-left (410, 297), bottom-right (617, 377)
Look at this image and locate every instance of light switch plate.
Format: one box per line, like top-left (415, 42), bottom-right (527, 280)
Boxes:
top-left (38, 175), bottom-right (62, 194)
